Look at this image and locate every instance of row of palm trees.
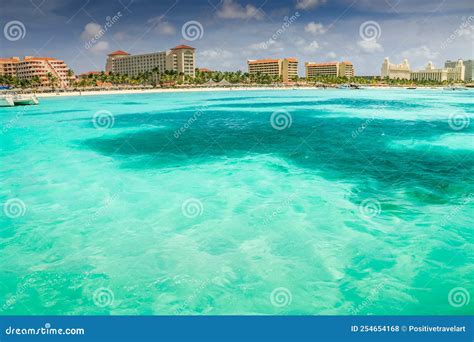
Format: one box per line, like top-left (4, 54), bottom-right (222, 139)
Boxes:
top-left (75, 69), bottom-right (287, 87)
top-left (1, 69), bottom-right (469, 89)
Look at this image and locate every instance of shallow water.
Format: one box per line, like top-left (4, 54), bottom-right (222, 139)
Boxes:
top-left (0, 88), bottom-right (473, 315)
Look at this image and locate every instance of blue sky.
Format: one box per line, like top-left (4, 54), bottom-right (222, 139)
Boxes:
top-left (0, 0), bottom-right (472, 75)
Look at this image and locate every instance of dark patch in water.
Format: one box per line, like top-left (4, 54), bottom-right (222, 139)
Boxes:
top-left (81, 110), bottom-right (474, 206)
top-left (25, 109), bottom-right (88, 116)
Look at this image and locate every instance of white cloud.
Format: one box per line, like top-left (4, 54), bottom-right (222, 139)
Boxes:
top-left (302, 40), bottom-right (320, 53)
top-left (357, 39), bottom-right (383, 53)
top-left (399, 45), bottom-right (439, 60)
top-left (148, 16), bottom-right (176, 35)
top-left (81, 22), bottom-right (103, 41)
top-left (216, 0), bottom-right (264, 20)
top-left (296, 0), bottom-right (327, 10)
top-left (326, 51), bottom-right (337, 59)
top-left (199, 48), bottom-right (233, 60)
top-left (198, 48), bottom-right (236, 68)
top-left (89, 41), bottom-right (110, 54)
top-left (304, 22), bottom-right (326, 35)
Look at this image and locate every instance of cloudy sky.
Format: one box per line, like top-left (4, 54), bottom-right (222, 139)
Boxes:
top-left (0, 0), bottom-right (472, 75)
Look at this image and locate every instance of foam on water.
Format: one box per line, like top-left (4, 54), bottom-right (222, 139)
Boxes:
top-left (0, 89), bottom-right (473, 315)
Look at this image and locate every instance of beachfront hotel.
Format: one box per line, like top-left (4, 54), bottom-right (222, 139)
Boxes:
top-left (381, 57), bottom-right (411, 80)
top-left (410, 60), bottom-right (465, 82)
top-left (305, 61), bottom-right (354, 79)
top-left (105, 45), bottom-right (196, 77)
top-left (0, 56), bottom-right (72, 87)
top-left (445, 59), bottom-right (473, 81)
top-left (247, 58), bottom-right (298, 82)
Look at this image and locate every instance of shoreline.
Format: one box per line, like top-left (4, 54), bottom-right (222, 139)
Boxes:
top-left (2, 85), bottom-right (470, 99)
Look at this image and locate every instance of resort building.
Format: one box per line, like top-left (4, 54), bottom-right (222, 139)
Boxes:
top-left (0, 57), bottom-right (20, 76)
top-left (105, 45), bottom-right (196, 77)
top-left (381, 57), bottom-right (411, 80)
top-left (445, 59), bottom-right (473, 81)
top-left (305, 61), bottom-right (354, 78)
top-left (0, 56), bottom-right (72, 87)
top-left (411, 60), bottom-right (465, 82)
top-left (247, 58), bottom-right (298, 82)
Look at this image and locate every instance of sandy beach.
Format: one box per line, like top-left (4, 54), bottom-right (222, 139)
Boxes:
top-left (31, 87), bottom-right (301, 98)
top-left (14, 85), bottom-right (461, 99)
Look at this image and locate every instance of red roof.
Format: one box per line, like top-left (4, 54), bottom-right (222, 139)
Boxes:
top-left (108, 50), bottom-right (129, 56)
top-left (248, 58), bottom-right (297, 64)
top-left (198, 68), bottom-right (212, 72)
top-left (0, 58), bottom-right (19, 63)
top-left (306, 62), bottom-right (338, 67)
top-left (306, 61), bottom-right (353, 66)
top-left (172, 45), bottom-right (195, 50)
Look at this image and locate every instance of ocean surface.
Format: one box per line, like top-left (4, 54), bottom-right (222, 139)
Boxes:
top-left (0, 88), bottom-right (473, 315)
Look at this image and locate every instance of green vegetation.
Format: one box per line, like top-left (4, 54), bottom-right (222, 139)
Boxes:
top-left (0, 70), bottom-right (470, 89)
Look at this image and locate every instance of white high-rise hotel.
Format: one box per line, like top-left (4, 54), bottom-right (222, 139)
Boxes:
top-left (105, 45), bottom-right (196, 77)
top-left (381, 58), bottom-right (411, 80)
top-left (381, 57), bottom-right (465, 81)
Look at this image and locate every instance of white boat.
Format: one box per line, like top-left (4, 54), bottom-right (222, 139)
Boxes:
top-left (12, 94), bottom-right (39, 105)
top-left (0, 94), bottom-right (39, 107)
top-left (0, 95), bottom-right (14, 107)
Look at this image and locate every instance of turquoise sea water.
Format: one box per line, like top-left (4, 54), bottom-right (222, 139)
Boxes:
top-left (0, 88), bottom-right (473, 315)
